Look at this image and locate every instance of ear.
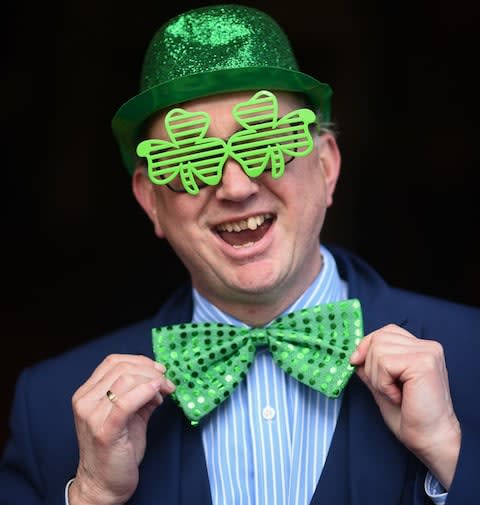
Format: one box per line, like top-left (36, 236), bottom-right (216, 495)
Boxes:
top-left (131, 167), bottom-right (166, 238)
top-left (318, 133), bottom-right (341, 207)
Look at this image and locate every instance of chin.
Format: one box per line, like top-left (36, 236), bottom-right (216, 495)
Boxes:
top-left (228, 266), bottom-right (286, 297)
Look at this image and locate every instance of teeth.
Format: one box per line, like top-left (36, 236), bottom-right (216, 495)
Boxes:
top-left (233, 242), bottom-right (255, 249)
top-left (247, 217), bottom-right (257, 230)
top-left (217, 213), bottom-right (272, 232)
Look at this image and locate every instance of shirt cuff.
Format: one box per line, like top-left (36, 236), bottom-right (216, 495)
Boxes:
top-left (424, 472), bottom-right (448, 505)
top-left (65, 478), bottom-right (75, 505)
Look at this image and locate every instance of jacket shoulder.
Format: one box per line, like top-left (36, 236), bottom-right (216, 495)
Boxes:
top-left (20, 283), bottom-right (193, 394)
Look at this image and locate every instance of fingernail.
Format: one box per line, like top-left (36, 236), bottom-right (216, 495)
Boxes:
top-left (152, 377), bottom-right (174, 392)
top-left (350, 350), bottom-right (359, 363)
top-left (154, 362), bottom-right (166, 372)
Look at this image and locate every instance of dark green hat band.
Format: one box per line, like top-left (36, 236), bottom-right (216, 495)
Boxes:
top-left (111, 4), bottom-right (332, 174)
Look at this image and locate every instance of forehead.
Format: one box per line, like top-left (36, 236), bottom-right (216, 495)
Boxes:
top-left (147, 90), bottom-right (306, 137)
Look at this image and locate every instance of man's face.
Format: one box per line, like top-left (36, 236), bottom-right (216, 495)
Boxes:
top-left (133, 91), bottom-right (340, 317)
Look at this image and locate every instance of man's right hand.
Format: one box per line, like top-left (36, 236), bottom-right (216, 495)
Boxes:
top-left (68, 354), bottom-right (175, 505)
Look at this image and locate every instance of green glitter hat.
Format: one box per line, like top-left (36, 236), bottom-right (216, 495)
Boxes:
top-left (111, 4), bottom-right (333, 174)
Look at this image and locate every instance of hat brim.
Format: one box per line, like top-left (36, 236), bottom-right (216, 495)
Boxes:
top-left (111, 67), bottom-right (332, 174)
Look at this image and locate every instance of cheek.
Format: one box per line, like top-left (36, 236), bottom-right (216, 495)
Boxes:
top-left (152, 194), bottom-right (209, 245)
top-left (290, 175), bottom-right (329, 231)
top-left (288, 166), bottom-right (329, 210)
top-left (153, 190), bottom-right (200, 222)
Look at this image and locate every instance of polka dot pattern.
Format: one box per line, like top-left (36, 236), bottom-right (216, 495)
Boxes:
top-left (152, 298), bottom-right (363, 424)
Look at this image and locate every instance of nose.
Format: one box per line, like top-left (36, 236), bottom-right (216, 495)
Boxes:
top-left (215, 157), bottom-right (259, 201)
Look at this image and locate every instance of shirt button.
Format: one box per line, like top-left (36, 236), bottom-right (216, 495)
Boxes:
top-left (262, 406), bottom-right (276, 420)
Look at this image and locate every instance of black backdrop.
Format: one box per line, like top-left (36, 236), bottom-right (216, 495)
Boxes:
top-left (2, 0), bottom-right (479, 452)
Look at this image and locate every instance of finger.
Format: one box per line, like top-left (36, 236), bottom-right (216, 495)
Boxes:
top-left (350, 324), bottom-right (417, 365)
top-left (107, 373), bottom-right (176, 403)
top-left (74, 364), bottom-right (174, 418)
top-left (106, 379), bottom-right (172, 431)
top-left (75, 377), bottom-right (166, 445)
top-left (135, 392), bottom-right (165, 425)
top-left (77, 359), bottom-right (168, 400)
top-left (75, 354), bottom-right (165, 397)
top-left (369, 347), bottom-right (443, 405)
top-left (365, 337), bottom-right (443, 386)
top-left (364, 340), bottom-right (417, 394)
top-left (89, 354), bottom-right (166, 389)
top-left (358, 331), bottom-right (417, 404)
top-left (355, 364), bottom-right (403, 405)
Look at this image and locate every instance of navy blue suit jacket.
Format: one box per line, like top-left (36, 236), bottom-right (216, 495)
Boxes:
top-left (1, 247), bottom-right (479, 504)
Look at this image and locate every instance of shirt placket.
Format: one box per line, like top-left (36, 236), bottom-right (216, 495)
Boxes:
top-left (247, 350), bottom-right (292, 505)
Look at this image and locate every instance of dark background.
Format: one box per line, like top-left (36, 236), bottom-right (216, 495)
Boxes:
top-left (2, 0), bottom-right (479, 452)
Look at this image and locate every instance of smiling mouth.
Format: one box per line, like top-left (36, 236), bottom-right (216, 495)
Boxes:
top-left (215, 213), bottom-right (274, 248)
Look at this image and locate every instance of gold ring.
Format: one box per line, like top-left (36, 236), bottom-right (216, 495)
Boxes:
top-left (106, 390), bottom-right (118, 403)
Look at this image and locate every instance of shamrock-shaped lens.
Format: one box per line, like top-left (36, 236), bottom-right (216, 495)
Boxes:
top-left (228, 90), bottom-right (316, 179)
top-left (137, 109), bottom-right (228, 195)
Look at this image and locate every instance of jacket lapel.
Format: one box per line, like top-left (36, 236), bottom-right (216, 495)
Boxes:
top-left (179, 420), bottom-right (212, 505)
top-left (310, 247), bottom-right (425, 504)
top-left (310, 341), bottom-right (413, 504)
top-left (125, 287), bottom-right (212, 505)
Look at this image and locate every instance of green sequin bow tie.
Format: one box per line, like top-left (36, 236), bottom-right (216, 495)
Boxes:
top-left (152, 298), bottom-right (364, 424)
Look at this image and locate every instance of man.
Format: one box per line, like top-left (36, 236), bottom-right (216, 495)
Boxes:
top-left (1, 4), bottom-right (479, 505)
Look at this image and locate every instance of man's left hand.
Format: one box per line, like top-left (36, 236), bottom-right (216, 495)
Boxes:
top-left (350, 324), bottom-right (461, 490)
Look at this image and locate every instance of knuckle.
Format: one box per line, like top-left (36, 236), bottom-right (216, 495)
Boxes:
top-left (418, 340), bottom-right (444, 369)
top-left (135, 354), bottom-right (153, 365)
top-left (379, 354), bottom-right (391, 369)
top-left (378, 379), bottom-right (393, 394)
top-left (369, 331), bottom-right (382, 346)
top-left (368, 348), bottom-right (382, 367)
top-left (419, 351), bottom-right (437, 371)
top-left (114, 361), bottom-right (134, 375)
top-left (429, 340), bottom-right (444, 358)
top-left (384, 323), bottom-right (398, 331)
top-left (72, 396), bottom-right (89, 418)
top-left (91, 426), bottom-right (111, 446)
top-left (115, 373), bottom-right (136, 389)
top-left (104, 353), bottom-right (122, 366)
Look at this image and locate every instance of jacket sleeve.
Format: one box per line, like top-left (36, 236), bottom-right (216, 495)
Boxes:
top-left (0, 369), bottom-right (74, 505)
top-left (442, 420), bottom-right (480, 505)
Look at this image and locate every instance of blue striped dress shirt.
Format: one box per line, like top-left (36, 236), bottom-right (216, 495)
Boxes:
top-left (192, 245), bottom-right (447, 505)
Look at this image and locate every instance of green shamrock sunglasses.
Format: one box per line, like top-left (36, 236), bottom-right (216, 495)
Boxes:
top-left (136, 90), bottom-right (317, 195)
